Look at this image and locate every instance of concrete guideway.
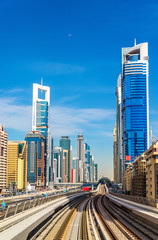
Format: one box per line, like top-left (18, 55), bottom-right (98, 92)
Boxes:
top-left (0, 192), bottom-right (87, 240)
top-left (106, 193), bottom-right (158, 225)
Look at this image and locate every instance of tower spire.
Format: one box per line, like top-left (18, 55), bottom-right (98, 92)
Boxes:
top-left (134, 38), bottom-right (136, 46)
top-left (41, 77), bottom-right (43, 93)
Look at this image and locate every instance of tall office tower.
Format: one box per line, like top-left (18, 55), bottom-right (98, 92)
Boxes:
top-left (7, 141), bottom-right (27, 191)
top-left (25, 131), bottom-right (45, 188)
top-left (0, 125), bottom-right (8, 193)
top-left (89, 154), bottom-right (94, 182)
top-left (94, 163), bottom-right (98, 182)
top-left (113, 125), bottom-right (118, 183)
top-left (70, 145), bottom-right (72, 182)
top-left (63, 149), bottom-right (69, 182)
top-left (72, 157), bottom-right (76, 183)
top-left (79, 160), bottom-right (84, 182)
top-left (77, 134), bottom-right (84, 182)
top-left (84, 143), bottom-right (90, 182)
top-left (32, 82), bottom-right (52, 186)
top-left (121, 42), bottom-right (149, 173)
top-left (53, 158), bottom-right (57, 183)
top-left (54, 147), bottom-right (63, 183)
top-left (59, 136), bottom-right (71, 182)
top-left (50, 137), bottom-right (54, 184)
top-left (116, 74), bottom-right (122, 183)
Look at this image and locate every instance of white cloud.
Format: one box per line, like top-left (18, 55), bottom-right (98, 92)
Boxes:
top-left (0, 97), bottom-right (115, 138)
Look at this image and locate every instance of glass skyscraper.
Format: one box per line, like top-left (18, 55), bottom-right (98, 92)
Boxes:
top-left (25, 131), bottom-right (45, 188)
top-left (121, 42), bottom-right (149, 170)
top-left (59, 136), bottom-right (71, 182)
top-left (32, 83), bottom-right (52, 186)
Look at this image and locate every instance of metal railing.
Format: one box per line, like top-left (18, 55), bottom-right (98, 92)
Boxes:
top-left (0, 191), bottom-right (81, 220)
top-left (109, 192), bottom-right (156, 208)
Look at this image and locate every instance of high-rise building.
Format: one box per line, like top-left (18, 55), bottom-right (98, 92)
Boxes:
top-left (25, 131), bottom-right (45, 188)
top-left (54, 147), bottom-right (63, 183)
top-left (72, 157), bottom-right (78, 183)
top-left (32, 82), bottom-right (52, 186)
top-left (84, 143), bottom-right (90, 182)
top-left (63, 149), bottom-right (69, 183)
top-left (116, 74), bottom-right (122, 183)
top-left (77, 134), bottom-right (84, 182)
top-left (121, 42), bottom-right (149, 172)
top-left (89, 154), bottom-right (94, 182)
top-left (94, 163), bottom-right (98, 182)
top-left (7, 141), bottom-right (27, 191)
top-left (113, 125), bottom-right (118, 183)
top-left (0, 125), bottom-right (8, 193)
top-left (60, 136), bottom-right (71, 182)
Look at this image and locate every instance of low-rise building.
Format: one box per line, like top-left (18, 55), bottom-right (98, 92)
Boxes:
top-left (132, 154), bottom-right (146, 197)
top-left (7, 141), bottom-right (27, 191)
top-left (125, 164), bottom-right (132, 194)
top-left (145, 141), bottom-right (158, 207)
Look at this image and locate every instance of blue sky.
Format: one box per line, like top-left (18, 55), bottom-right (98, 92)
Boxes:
top-left (1, 0), bottom-right (158, 179)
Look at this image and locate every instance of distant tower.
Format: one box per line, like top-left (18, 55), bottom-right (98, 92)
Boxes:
top-left (32, 82), bottom-right (51, 186)
top-left (59, 136), bottom-right (71, 182)
top-left (0, 125), bottom-right (8, 192)
top-left (77, 134), bottom-right (84, 182)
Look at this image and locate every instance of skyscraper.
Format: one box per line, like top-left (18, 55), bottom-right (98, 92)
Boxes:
top-left (113, 125), bottom-right (118, 183)
top-left (32, 82), bottom-right (52, 186)
top-left (7, 141), bottom-right (27, 191)
top-left (25, 131), bottom-right (45, 188)
top-left (84, 143), bottom-right (90, 182)
top-left (115, 74), bottom-right (122, 183)
top-left (59, 136), bottom-right (71, 182)
top-left (77, 134), bottom-right (84, 182)
top-left (121, 42), bottom-right (149, 172)
top-left (0, 125), bottom-right (8, 193)
top-left (54, 147), bottom-right (63, 183)
top-left (94, 163), bottom-right (98, 182)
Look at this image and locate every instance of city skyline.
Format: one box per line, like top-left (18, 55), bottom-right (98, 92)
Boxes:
top-left (1, 1), bottom-right (158, 179)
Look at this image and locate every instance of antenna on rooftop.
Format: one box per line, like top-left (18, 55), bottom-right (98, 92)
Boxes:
top-left (134, 38), bottom-right (136, 46)
top-left (41, 77), bottom-right (43, 93)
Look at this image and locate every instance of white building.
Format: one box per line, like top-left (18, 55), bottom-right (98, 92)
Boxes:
top-left (32, 82), bottom-right (52, 186)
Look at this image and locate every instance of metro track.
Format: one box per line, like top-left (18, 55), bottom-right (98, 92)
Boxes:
top-left (29, 185), bottom-right (158, 240)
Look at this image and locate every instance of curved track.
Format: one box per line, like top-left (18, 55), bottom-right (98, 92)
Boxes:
top-left (29, 185), bottom-right (158, 240)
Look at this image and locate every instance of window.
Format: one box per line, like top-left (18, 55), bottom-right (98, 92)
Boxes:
top-left (30, 141), bottom-right (35, 173)
top-left (1, 147), bottom-right (4, 156)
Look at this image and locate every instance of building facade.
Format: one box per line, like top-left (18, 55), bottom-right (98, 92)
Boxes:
top-left (125, 164), bottom-right (132, 194)
top-left (121, 42), bottom-right (149, 174)
top-left (77, 134), bottom-right (84, 182)
top-left (145, 141), bottom-right (158, 207)
top-left (94, 163), bottom-right (98, 182)
top-left (113, 125), bottom-right (118, 183)
top-left (32, 82), bottom-right (52, 186)
top-left (62, 149), bottom-right (69, 183)
top-left (60, 136), bottom-right (71, 182)
top-left (25, 131), bottom-right (45, 188)
top-left (132, 153), bottom-right (146, 197)
top-left (7, 141), bottom-right (27, 191)
top-left (54, 147), bottom-right (63, 183)
top-left (0, 125), bottom-right (8, 193)
top-left (84, 143), bottom-right (90, 182)
top-left (115, 74), bottom-right (122, 183)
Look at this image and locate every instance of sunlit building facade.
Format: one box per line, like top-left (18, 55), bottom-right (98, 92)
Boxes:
top-left (32, 83), bottom-right (52, 186)
top-left (121, 42), bottom-right (149, 172)
top-left (60, 136), bottom-right (71, 182)
top-left (25, 131), bottom-right (45, 188)
top-left (0, 125), bottom-right (8, 193)
top-left (7, 141), bottom-right (27, 191)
